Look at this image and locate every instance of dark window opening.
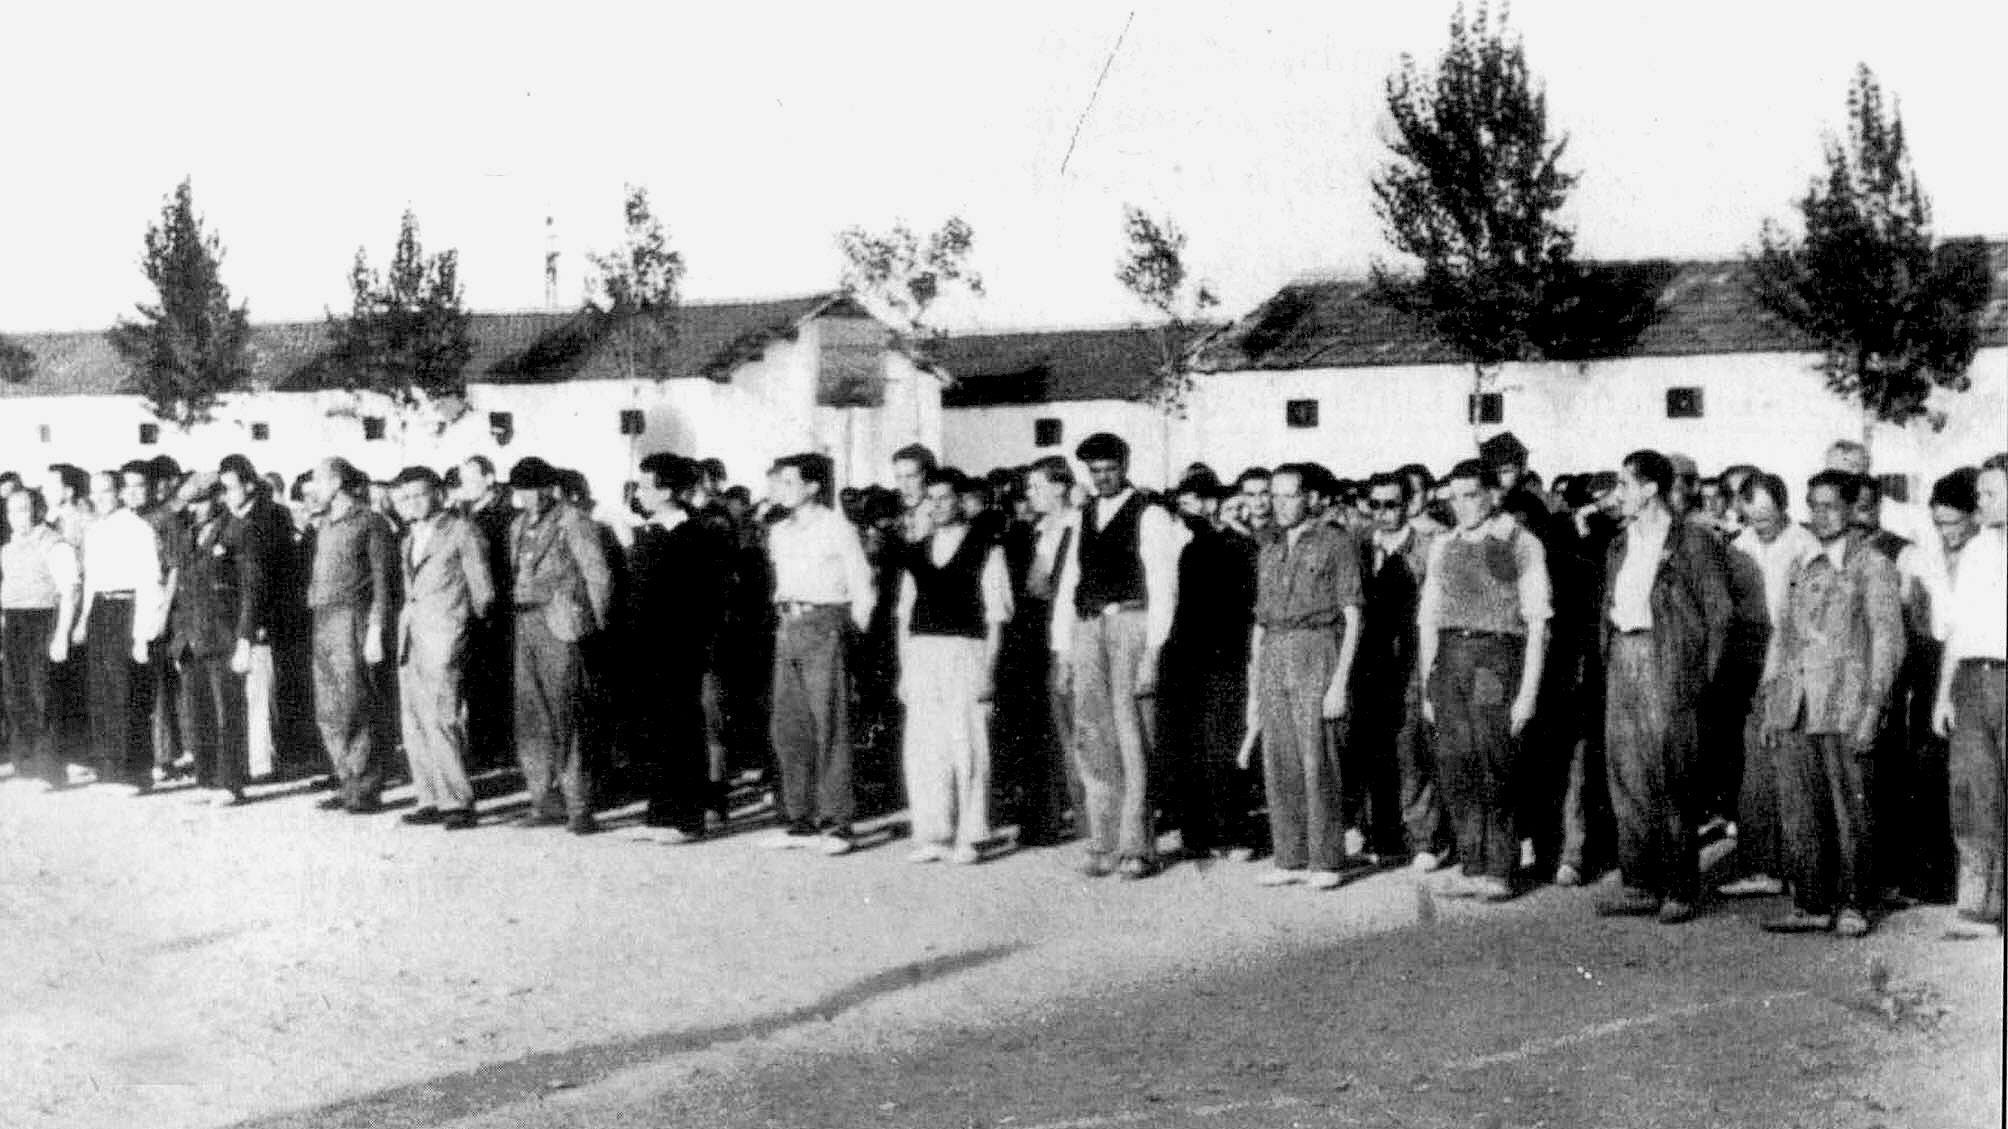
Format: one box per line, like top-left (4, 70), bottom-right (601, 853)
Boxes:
top-left (138, 423), bottom-right (160, 445)
top-left (1666, 387), bottom-right (1704, 419)
top-left (37, 424), bottom-right (51, 443)
top-left (618, 409), bottom-right (646, 436)
top-left (250, 422), bottom-right (270, 441)
top-left (1285, 399), bottom-right (1319, 429)
top-left (1468, 393), bottom-right (1504, 425)
top-left (362, 416), bottom-right (387, 441)
top-left (1033, 418), bottom-right (1063, 448)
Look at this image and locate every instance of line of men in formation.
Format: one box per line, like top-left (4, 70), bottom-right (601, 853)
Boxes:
top-left (0, 435), bottom-right (2002, 941)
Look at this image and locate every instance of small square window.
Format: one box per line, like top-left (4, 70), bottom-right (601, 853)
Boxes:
top-left (1285, 399), bottom-right (1319, 429)
top-left (37, 424), bottom-right (52, 443)
top-left (362, 416), bottom-right (387, 441)
top-left (618, 409), bottom-right (646, 436)
top-left (250, 422), bottom-right (270, 441)
top-left (1666, 387), bottom-right (1704, 419)
top-left (1875, 473), bottom-right (1910, 505)
top-left (138, 423), bottom-right (160, 445)
top-left (1468, 393), bottom-right (1504, 425)
top-left (1033, 418), bottom-right (1063, 448)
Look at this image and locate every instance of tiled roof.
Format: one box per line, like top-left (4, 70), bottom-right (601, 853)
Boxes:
top-left (1195, 240), bottom-right (2008, 373)
top-left (0, 295), bottom-right (851, 399)
top-left (937, 326), bottom-right (1204, 406)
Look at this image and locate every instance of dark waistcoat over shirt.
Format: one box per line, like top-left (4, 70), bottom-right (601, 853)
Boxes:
top-left (1073, 493), bottom-right (1147, 617)
top-left (907, 529), bottom-right (991, 639)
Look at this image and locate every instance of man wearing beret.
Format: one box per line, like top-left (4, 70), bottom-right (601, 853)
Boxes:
top-left (507, 457), bottom-right (614, 834)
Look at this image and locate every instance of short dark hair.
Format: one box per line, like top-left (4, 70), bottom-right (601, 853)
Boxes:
top-left (1984, 452), bottom-right (2008, 473)
top-left (1621, 450), bottom-right (1674, 501)
top-left (1807, 469), bottom-right (1864, 507)
top-left (1855, 474), bottom-right (1884, 504)
top-left (775, 452), bottom-right (834, 500)
top-left (922, 465), bottom-right (969, 493)
top-left (638, 452), bottom-right (701, 495)
top-left (1929, 468), bottom-right (1980, 514)
top-left (1445, 459), bottom-right (1497, 490)
top-left (464, 454), bottom-right (497, 478)
top-left (1075, 432), bottom-right (1129, 465)
top-left (392, 466), bottom-right (443, 492)
top-left (891, 443), bottom-right (938, 472)
top-left (218, 454), bottom-right (259, 486)
top-left (698, 457), bottom-right (728, 483)
top-left (1739, 472), bottom-right (1790, 514)
top-left (1270, 462), bottom-right (1322, 497)
top-left (12, 486), bottom-right (49, 525)
top-left (148, 454), bottom-right (182, 482)
top-left (1027, 455), bottom-right (1075, 491)
top-left (322, 457), bottom-right (370, 498)
top-left (119, 458), bottom-right (156, 485)
top-left (1233, 466), bottom-right (1271, 489)
top-left (1365, 471), bottom-right (1411, 503)
top-left (48, 464), bottom-right (89, 500)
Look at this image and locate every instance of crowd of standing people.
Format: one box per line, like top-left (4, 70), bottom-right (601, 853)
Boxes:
top-left (0, 433), bottom-right (2002, 941)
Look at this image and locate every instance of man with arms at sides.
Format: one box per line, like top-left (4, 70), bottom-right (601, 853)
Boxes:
top-left (1237, 464), bottom-right (1364, 889)
top-left (1051, 432), bottom-right (1187, 880)
top-left (217, 455), bottom-right (292, 781)
top-left (624, 453), bottom-right (730, 844)
top-left (898, 467), bottom-right (1012, 865)
top-left (1594, 450), bottom-right (1731, 925)
top-left (1758, 471), bottom-right (1905, 937)
top-left (1354, 470), bottom-right (1446, 870)
top-left (2, 489), bottom-right (81, 789)
top-left (762, 453), bottom-right (876, 856)
top-left (1416, 459), bottom-right (1551, 901)
top-left (458, 455), bottom-right (517, 775)
top-left (1931, 456), bottom-right (2007, 935)
top-left (169, 473), bottom-right (253, 805)
top-left (507, 457), bottom-right (614, 835)
top-left (304, 457), bottom-right (395, 814)
top-left (73, 466), bottom-right (168, 793)
top-left (391, 467), bottom-right (494, 831)
top-left (996, 455), bottom-right (1083, 846)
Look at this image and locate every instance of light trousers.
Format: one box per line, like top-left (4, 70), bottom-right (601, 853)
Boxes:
top-left (900, 634), bottom-right (993, 848)
top-left (1069, 608), bottom-right (1155, 861)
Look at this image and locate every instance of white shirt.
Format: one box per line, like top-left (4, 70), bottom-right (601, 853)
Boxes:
top-left (1049, 488), bottom-right (1189, 654)
top-left (80, 507), bottom-right (167, 643)
top-left (1731, 521), bottom-right (1819, 629)
top-left (1943, 526), bottom-right (2007, 663)
top-left (768, 503), bottom-right (876, 631)
top-left (1610, 507), bottom-right (1672, 632)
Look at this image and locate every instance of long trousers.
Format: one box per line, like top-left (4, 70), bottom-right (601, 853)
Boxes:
top-left (465, 614), bottom-right (515, 774)
top-left (312, 604), bottom-right (382, 805)
top-left (1070, 608), bottom-right (1155, 861)
top-left (2, 609), bottom-right (64, 786)
top-left (900, 634), bottom-right (993, 849)
top-left (245, 643), bottom-right (276, 779)
top-left (514, 614), bottom-right (591, 818)
top-left (1158, 654), bottom-right (1259, 855)
top-left (1257, 629), bottom-right (1345, 871)
top-left (992, 600), bottom-right (1080, 844)
top-left (180, 652), bottom-right (248, 793)
top-left (85, 599), bottom-right (152, 787)
top-left (1948, 660), bottom-right (2005, 921)
top-left (1604, 633), bottom-right (1700, 902)
top-left (632, 650), bottom-right (709, 834)
top-left (1732, 711), bottom-right (1784, 878)
top-left (1355, 669), bottom-right (1444, 858)
top-left (152, 652), bottom-right (183, 770)
top-left (1772, 730), bottom-right (1876, 916)
top-left (400, 628), bottom-right (475, 814)
top-left (769, 606), bottom-right (855, 831)
top-left (1430, 632), bottom-right (1524, 880)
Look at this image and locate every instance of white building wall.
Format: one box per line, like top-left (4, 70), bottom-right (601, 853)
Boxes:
top-left (942, 401), bottom-right (1176, 487)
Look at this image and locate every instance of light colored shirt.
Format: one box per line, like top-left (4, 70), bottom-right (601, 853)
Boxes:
top-left (1609, 506), bottom-right (1672, 631)
top-left (1049, 488), bottom-right (1189, 654)
top-left (1, 524), bottom-right (81, 610)
top-left (1943, 526), bottom-right (2007, 663)
top-left (1416, 513), bottom-right (1552, 634)
top-left (896, 524), bottom-right (1014, 628)
top-left (80, 507), bottom-right (167, 643)
top-left (768, 503), bottom-right (876, 631)
top-left (1731, 521), bottom-right (1819, 629)
top-left (1028, 508), bottom-right (1078, 603)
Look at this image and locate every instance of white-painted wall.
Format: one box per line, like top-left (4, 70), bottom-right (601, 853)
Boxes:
top-left (2, 315), bottom-right (947, 504)
top-left (942, 348), bottom-right (2008, 496)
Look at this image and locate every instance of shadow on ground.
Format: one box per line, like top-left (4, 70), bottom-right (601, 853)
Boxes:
top-left (224, 943), bottom-right (1025, 1129)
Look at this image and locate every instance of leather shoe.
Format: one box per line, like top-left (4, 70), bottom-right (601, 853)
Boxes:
top-left (1656, 898), bottom-right (1696, 924)
top-left (401, 807), bottom-right (445, 826)
top-left (516, 811), bottom-right (567, 828)
top-left (315, 795), bottom-right (348, 812)
top-left (1116, 857), bottom-right (1161, 881)
top-left (441, 809), bottom-right (478, 831)
top-left (346, 798), bottom-right (385, 815)
top-left (567, 814), bottom-right (600, 836)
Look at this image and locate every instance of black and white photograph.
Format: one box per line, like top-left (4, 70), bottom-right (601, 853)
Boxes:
top-left (0, 2), bottom-right (2002, 1127)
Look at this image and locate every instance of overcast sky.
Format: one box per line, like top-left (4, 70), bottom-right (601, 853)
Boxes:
top-left (3, 0), bottom-right (2002, 335)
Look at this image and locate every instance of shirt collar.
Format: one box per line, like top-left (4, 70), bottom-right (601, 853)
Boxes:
top-left (648, 508), bottom-right (689, 533)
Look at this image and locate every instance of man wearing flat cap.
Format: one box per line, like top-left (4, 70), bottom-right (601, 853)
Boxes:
top-left (507, 457), bottom-right (614, 834)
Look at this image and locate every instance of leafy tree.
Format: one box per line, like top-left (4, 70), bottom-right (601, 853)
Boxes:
top-left (837, 216), bottom-right (984, 362)
top-left (328, 209), bottom-right (472, 412)
top-left (588, 185), bottom-right (686, 379)
top-left (1368, 2), bottom-right (1578, 427)
top-left (1749, 64), bottom-right (1988, 437)
top-left (107, 179), bottom-right (253, 427)
top-left (1115, 205), bottom-right (1219, 413)
top-left (0, 334), bottom-right (33, 385)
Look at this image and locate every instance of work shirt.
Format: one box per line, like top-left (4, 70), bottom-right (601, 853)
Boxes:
top-left (768, 503), bottom-right (875, 631)
top-left (1943, 526), bottom-right (2008, 663)
top-left (1609, 506), bottom-right (1672, 631)
top-left (1, 524), bottom-right (81, 610)
top-left (1731, 521), bottom-right (1820, 629)
top-left (1253, 522), bottom-right (1363, 632)
top-left (80, 507), bottom-right (168, 643)
top-left (307, 499), bottom-right (394, 614)
top-left (1049, 489), bottom-right (1187, 654)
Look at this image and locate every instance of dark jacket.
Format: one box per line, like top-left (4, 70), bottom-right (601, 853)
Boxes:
top-left (172, 511), bottom-right (245, 659)
top-left (1599, 515), bottom-right (1733, 710)
top-left (1762, 531), bottom-right (1906, 738)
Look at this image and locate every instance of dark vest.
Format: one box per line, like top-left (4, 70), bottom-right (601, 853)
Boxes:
top-left (907, 527), bottom-right (991, 639)
top-left (1073, 493), bottom-right (1148, 617)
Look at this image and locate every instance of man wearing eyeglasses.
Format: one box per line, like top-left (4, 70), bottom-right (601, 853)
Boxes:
top-left (1349, 471), bottom-right (1444, 870)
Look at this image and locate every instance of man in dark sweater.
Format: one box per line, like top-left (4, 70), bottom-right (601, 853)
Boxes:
top-left (622, 453), bottom-right (730, 843)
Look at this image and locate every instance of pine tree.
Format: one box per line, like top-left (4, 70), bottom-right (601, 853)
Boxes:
top-left (329, 209), bottom-right (473, 410)
top-left (107, 179), bottom-right (253, 427)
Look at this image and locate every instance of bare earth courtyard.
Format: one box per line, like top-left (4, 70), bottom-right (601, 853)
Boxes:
top-left (1, 770), bottom-right (1999, 1129)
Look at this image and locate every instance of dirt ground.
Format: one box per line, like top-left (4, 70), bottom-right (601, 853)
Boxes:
top-left (0, 768), bottom-right (1999, 1129)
